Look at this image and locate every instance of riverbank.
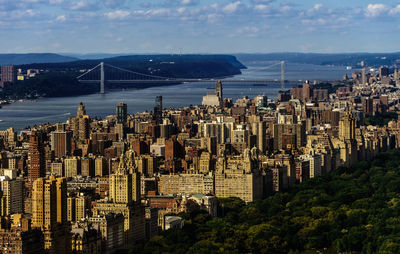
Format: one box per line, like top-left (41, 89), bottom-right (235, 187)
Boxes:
top-left (0, 61), bottom-right (354, 131)
top-left (0, 55), bottom-right (245, 104)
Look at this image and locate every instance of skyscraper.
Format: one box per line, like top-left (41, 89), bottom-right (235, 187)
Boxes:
top-left (361, 68), bottom-right (366, 85)
top-left (116, 103), bottom-right (128, 140)
top-left (216, 80), bottom-right (223, 102)
top-left (153, 96), bottom-right (163, 121)
top-left (28, 131), bottom-right (45, 193)
top-left (116, 103), bottom-right (127, 124)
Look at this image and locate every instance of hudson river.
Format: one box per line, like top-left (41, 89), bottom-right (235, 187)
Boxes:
top-left (0, 60), bottom-right (354, 131)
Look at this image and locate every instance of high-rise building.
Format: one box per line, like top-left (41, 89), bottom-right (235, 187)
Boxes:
top-left (64, 157), bottom-right (81, 178)
top-left (88, 213), bottom-right (125, 252)
top-left (32, 176), bottom-right (70, 254)
top-left (339, 111), bottom-right (356, 141)
top-left (93, 151), bottom-right (145, 244)
top-left (0, 215), bottom-right (44, 254)
top-left (28, 131), bottom-right (45, 193)
top-left (216, 80), bottom-right (223, 102)
top-left (116, 103), bottom-right (127, 124)
top-left (109, 154), bottom-right (141, 204)
top-left (51, 162), bottom-right (63, 176)
top-left (71, 103), bottom-right (90, 140)
top-left (202, 81), bottom-right (223, 107)
top-left (1, 65), bottom-right (17, 87)
top-left (95, 157), bottom-right (108, 176)
top-left (51, 131), bottom-right (72, 158)
top-left (153, 96), bottom-right (163, 121)
top-left (361, 68), bottom-right (366, 85)
top-left (67, 194), bottom-right (90, 222)
top-left (379, 66), bottom-right (389, 78)
top-left (214, 148), bottom-right (264, 203)
top-left (75, 195), bottom-right (90, 222)
top-left (67, 196), bottom-right (76, 222)
top-left (81, 157), bottom-right (94, 177)
top-left (0, 176), bottom-right (24, 216)
top-left (32, 176), bottom-right (67, 229)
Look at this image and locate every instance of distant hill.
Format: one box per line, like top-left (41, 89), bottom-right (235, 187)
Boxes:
top-left (236, 52), bottom-right (400, 68)
top-left (0, 54), bottom-right (245, 100)
top-left (62, 53), bottom-right (130, 60)
top-left (19, 54), bottom-right (246, 79)
top-left (0, 53), bottom-right (78, 65)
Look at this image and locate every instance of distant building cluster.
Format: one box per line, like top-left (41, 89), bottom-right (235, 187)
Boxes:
top-left (0, 67), bottom-right (399, 252)
top-left (0, 65), bottom-right (40, 88)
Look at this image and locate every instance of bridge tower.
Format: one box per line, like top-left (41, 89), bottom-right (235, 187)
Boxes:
top-left (100, 62), bottom-right (105, 94)
top-left (281, 61), bottom-right (285, 91)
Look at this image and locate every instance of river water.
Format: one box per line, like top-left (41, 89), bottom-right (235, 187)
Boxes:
top-left (0, 60), bottom-right (354, 131)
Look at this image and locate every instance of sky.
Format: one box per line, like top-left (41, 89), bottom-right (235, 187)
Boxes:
top-left (0, 0), bottom-right (400, 54)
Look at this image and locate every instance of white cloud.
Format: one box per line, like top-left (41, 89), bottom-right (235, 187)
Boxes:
top-left (69, 0), bottom-right (97, 11)
top-left (238, 26), bottom-right (259, 34)
top-left (305, 3), bottom-right (324, 16)
top-left (177, 7), bottom-right (186, 14)
top-left (222, 1), bottom-right (241, 14)
top-left (181, 0), bottom-right (199, 6)
top-left (280, 5), bottom-right (291, 13)
top-left (49, 0), bottom-right (63, 4)
top-left (254, 4), bottom-right (269, 12)
top-left (251, 0), bottom-right (272, 3)
top-left (313, 3), bottom-right (323, 11)
top-left (105, 10), bottom-right (130, 20)
top-left (104, 0), bottom-right (125, 9)
top-left (56, 14), bottom-right (66, 22)
top-left (389, 4), bottom-right (400, 15)
top-left (365, 4), bottom-right (387, 18)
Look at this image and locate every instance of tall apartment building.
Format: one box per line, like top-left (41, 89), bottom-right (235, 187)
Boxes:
top-left (32, 176), bottom-right (70, 254)
top-left (214, 148), bottom-right (263, 203)
top-left (0, 176), bottom-right (24, 216)
top-left (95, 157), bottom-right (108, 176)
top-left (67, 194), bottom-right (90, 222)
top-left (64, 157), bottom-right (80, 177)
top-left (71, 103), bottom-right (90, 140)
top-left (93, 151), bottom-right (145, 245)
top-left (0, 65), bottom-right (16, 87)
top-left (81, 157), bottom-right (94, 177)
top-left (0, 215), bottom-right (44, 254)
top-left (27, 131), bottom-right (45, 193)
top-left (51, 131), bottom-right (72, 158)
top-left (116, 103), bottom-right (127, 124)
top-left (88, 213), bottom-right (125, 252)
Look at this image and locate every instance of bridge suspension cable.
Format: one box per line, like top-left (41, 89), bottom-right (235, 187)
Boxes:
top-left (77, 62), bottom-right (103, 79)
top-left (103, 63), bottom-right (173, 80)
top-left (244, 61), bottom-right (283, 73)
top-left (76, 60), bottom-right (292, 94)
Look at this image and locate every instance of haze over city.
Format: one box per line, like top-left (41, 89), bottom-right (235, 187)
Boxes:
top-left (0, 0), bottom-right (400, 53)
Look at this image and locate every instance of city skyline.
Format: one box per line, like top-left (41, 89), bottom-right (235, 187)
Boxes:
top-left (0, 0), bottom-right (400, 54)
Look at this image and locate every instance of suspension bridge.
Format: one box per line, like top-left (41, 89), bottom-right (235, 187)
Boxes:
top-left (77, 61), bottom-right (297, 94)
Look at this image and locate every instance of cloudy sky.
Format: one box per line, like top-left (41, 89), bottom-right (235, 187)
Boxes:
top-left (0, 0), bottom-right (399, 53)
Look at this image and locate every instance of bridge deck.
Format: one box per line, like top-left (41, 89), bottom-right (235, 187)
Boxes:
top-left (78, 79), bottom-right (304, 84)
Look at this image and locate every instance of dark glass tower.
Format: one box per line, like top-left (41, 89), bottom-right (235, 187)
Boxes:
top-left (116, 102), bottom-right (127, 124)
